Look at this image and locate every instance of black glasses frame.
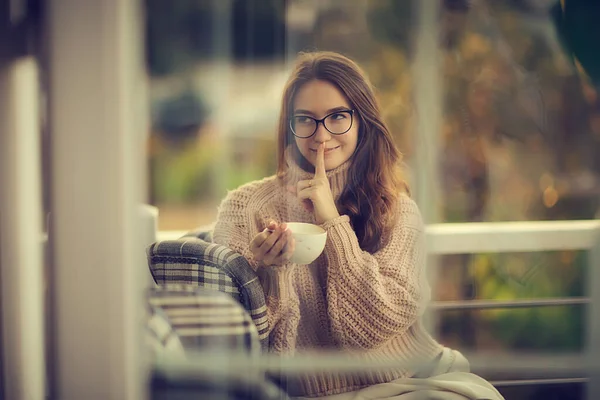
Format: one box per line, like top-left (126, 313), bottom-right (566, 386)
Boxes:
top-left (289, 109), bottom-right (355, 139)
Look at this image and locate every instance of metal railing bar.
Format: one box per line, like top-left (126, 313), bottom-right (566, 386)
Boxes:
top-left (490, 377), bottom-right (588, 387)
top-left (432, 297), bottom-right (589, 310)
top-left (465, 352), bottom-right (585, 376)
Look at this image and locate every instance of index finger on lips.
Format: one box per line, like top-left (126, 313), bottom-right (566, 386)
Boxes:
top-left (314, 142), bottom-right (326, 179)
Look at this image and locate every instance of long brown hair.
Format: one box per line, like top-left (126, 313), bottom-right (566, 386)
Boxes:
top-left (277, 51), bottom-right (408, 253)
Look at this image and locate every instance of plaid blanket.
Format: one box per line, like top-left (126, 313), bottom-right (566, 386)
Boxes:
top-left (147, 285), bottom-right (260, 355)
top-left (147, 236), bottom-right (269, 349)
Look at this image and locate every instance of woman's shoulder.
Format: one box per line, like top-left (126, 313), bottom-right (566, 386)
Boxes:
top-left (395, 193), bottom-right (424, 230)
top-left (219, 174), bottom-right (281, 210)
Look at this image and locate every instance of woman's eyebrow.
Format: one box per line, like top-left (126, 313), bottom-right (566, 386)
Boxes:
top-left (293, 106), bottom-right (350, 116)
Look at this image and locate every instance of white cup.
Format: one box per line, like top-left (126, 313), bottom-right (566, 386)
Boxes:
top-left (286, 222), bottom-right (327, 265)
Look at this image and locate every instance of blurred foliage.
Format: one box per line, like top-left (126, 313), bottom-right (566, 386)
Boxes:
top-left (474, 251), bottom-right (585, 351)
top-left (149, 131), bottom-right (277, 205)
top-left (367, 1), bottom-right (414, 53)
top-left (149, 132), bottom-right (219, 204)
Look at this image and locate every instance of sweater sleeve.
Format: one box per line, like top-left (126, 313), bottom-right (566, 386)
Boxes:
top-left (212, 184), bottom-right (300, 346)
top-left (322, 196), bottom-right (430, 350)
top-left (212, 186), bottom-right (259, 270)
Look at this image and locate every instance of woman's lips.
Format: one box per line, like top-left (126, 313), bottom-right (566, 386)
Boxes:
top-left (310, 146), bottom-right (339, 154)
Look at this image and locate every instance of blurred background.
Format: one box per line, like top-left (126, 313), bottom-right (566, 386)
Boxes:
top-left (145, 1), bottom-right (599, 397)
top-left (147, 0), bottom-right (595, 354)
top-left (2, 0), bottom-right (599, 399)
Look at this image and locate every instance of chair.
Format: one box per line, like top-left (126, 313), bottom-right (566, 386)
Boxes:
top-left (146, 233), bottom-right (269, 349)
top-left (146, 285), bottom-right (288, 400)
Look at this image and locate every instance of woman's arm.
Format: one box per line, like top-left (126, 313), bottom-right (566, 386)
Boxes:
top-left (322, 196), bottom-right (429, 350)
top-left (212, 187), bottom-right (259, 269)
top-left (213, 185), bottom-right (300, 344)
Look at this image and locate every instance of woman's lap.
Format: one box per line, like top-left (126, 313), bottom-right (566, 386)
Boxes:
top-left (295, 348), bottom-right (504, 400)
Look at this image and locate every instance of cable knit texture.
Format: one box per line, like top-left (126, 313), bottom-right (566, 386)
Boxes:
top-left (212, 150), bottom-right (444, 397)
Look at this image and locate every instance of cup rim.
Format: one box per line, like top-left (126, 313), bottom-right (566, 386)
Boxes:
top-left (285, 222), bottom-right (326, 235)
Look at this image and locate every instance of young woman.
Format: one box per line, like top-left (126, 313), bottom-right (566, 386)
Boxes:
top-left (213, 51), bottom-right (503, 400)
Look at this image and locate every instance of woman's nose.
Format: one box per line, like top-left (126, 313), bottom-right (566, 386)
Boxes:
top-left (313, 122), bottom-right (331, 142)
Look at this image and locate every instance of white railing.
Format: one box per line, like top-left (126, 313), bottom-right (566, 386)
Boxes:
top-left (425, 219), bottom-right (600, 395)
top-left (157, 220), bottom-right (600, 251)
top-left (426, 220), bottom-right (600, 254)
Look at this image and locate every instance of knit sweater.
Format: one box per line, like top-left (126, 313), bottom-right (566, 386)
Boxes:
top-left (212, 151), bottom-right (444, 397)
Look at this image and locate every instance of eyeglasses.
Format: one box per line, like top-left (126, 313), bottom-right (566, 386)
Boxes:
top-left (289, 109), bottom-right (355, 139)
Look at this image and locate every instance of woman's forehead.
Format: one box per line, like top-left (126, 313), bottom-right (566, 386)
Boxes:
top-left (293, 80), bottom-right (351, 114)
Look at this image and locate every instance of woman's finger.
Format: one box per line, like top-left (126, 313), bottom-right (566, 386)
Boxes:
top-left (251, 221), bottom-right (280, 259)
top-left (264, 231), bottom-right (290, 264)
top-left (297, 180), bottom-right (311, 191)
top-left (250, 230), bottom-right (271, 253)
top-left (296, 186), bottom-right (317, 201)
top-left (266, 220), bottom-right (278, 230)
top-left (263, 241), bottom-right (286, 266)
top-left (282, 237), bottom-right (296, 261)
top-left (314, 143), bottom-right (327, 179)
top-left (297, 178), bottom-right (326, 191)
top-left (258, 225), bottom-right (286, 254)
top-left (294, 186), bottom-right (316, 212)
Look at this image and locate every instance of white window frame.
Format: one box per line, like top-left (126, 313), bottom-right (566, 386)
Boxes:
top-left (43, 0), bottom-right (150, 398)
top-left (0, 56), bottom-right (46, 400)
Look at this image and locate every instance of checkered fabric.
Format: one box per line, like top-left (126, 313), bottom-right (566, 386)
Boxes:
top-left (146, 306), bottom-right (186, 359)
top-left (147, 236), bottom-right (269, 348)
top-left (148, 285), bottom-right (261, 355)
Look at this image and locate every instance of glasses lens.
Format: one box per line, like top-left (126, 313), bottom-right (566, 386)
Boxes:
top-left (324, 111), bottom-right (352, 134)
top-left (291, 116), bottom-right (317, 138)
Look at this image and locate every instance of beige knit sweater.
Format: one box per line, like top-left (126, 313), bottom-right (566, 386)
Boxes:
top-left (213, 151), bottom-right (444, 397)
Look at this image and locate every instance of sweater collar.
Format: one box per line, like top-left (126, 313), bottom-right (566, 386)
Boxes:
top-left (283, 146), bottom-right (351, 199)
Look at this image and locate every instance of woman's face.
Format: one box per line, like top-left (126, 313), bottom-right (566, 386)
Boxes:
top-left (292, 79), bottom-right (359, 171)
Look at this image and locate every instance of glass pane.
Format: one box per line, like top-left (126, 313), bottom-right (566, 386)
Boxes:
top-left (145, 0), bottom-right (597, 399)
top-left (438, 1), bottom-right (600, 223)
top-left (147, 0), bottom-right (421, 231)
top-left (435, 251), bottom-right (587, 352)
top-left (147, 0), bottom-right (286, 231)
top-left (436, 251), bottom-right (587, 302)
top-left (439, 305), bottom-right (585, 353)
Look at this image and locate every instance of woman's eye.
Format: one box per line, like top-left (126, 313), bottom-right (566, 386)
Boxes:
top-left (331, 113), bottom-right (347, 120)
top-left (295, 116), bottom-right (312, 124)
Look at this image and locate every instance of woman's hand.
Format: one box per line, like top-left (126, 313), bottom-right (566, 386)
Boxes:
top-left (289, 143), bottom-right (340, 224)
top-left (250, 221), bottom-right (295, 267)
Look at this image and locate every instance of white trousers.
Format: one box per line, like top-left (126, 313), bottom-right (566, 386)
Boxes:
top-left (297, 348), bottom-right (505, 400)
